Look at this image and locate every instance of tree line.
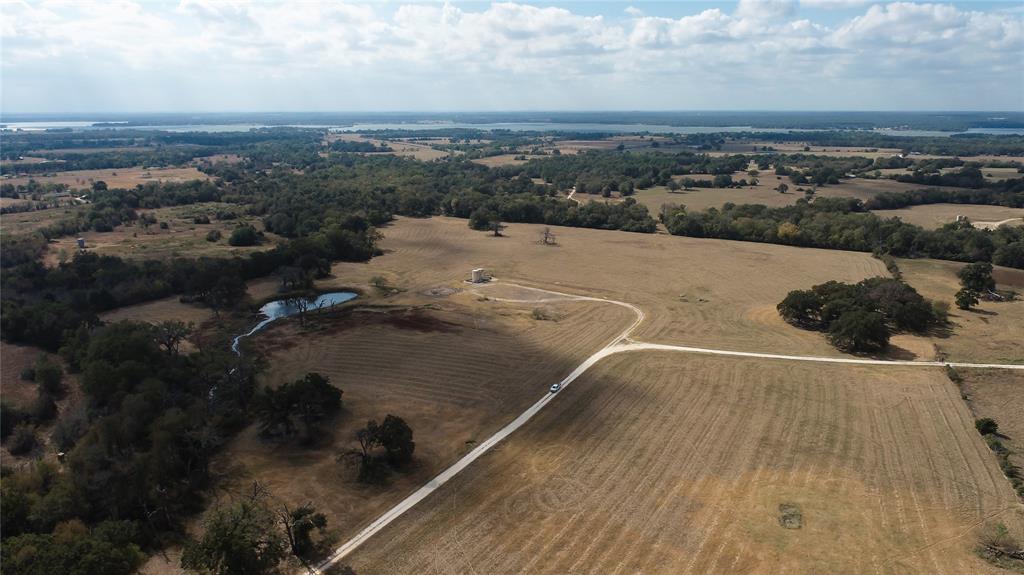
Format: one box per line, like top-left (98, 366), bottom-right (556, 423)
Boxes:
top-left (659, 197), bottom-right (1024, 269)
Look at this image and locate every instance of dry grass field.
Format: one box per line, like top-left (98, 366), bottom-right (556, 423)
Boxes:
top-left (470, 154), bottom-right (531, 167)
top-left (957, 369), bottom-right (1024, 488)
top-left (873, 204), bottom-right (1024, 229)
top-left (0, 342), bottom-right (49, 409)
top-left (218, 297), bottom-right (634, 549)
top-left (328, 216), bottom-right (895, 359)
top-left (1, 166), bottom-right (209, 190)
top-left (896, 258), bottom-right (1024, 364)
top-left (0, 205), bottom-right (86, 235)
top-left (41, 202), bottom-right (280, 265)
top-left (346, 352), bottom-right (1024, 575)
top-left (632, 174), bottom-right (946, 212)
top-left (326, 133), bottom-right (449, 161)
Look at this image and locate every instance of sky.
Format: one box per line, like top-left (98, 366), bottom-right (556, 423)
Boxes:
top-left (1, 0), bottom-right (1022, 113)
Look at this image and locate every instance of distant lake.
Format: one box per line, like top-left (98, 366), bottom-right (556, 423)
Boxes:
top-left (2, 120), bottom-right (1022, 137)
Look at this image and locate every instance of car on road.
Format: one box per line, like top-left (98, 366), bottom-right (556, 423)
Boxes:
top-left (550, 383), bottom-right (561, 393)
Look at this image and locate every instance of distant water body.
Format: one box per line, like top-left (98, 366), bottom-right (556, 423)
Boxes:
top-left (2, 120), bottom-right (1022, 137)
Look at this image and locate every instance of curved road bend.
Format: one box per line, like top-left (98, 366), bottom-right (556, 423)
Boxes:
top-left (312, 281), bottom-right (1023, 573)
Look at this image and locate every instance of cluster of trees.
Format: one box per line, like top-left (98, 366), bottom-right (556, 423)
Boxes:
top-left (181, 482), bottom-right (342, 574)
top-left (954, 262), bottom-right (996, 310)
top-left (777, 277), bottom-right (947, 352)
top-left (2, 356), bottom-right (65, 455)
top-left (892, 166), bottom-right (989, 188)
top-left (328, 140), bottom-right (392, 153)
top-left (520, 150), bottom-right (751, 193)
top-left (659, 198), bottom-right (1024, 269)
top-left (2, 216), bottom-right (375, 350)
top-left (865, 179), bottom-right (1024, 210)
top-left (1, 321), bottom-right (258, 575)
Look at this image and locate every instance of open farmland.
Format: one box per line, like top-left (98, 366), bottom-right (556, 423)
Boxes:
top-left (41, 202), bottom-right (281, 265)
top-left (326, 133), bottom-right (449, 161)
top-left (896, 258), bottom-right (1024, 364)
top-left (220, 297), bottom-right (635, 549)
top-left (1, 165), bottom-right (209, 190)
top-left (632, 173), bottom-right (957, 213)
top-left (328, 216), bottom-right (897, 359)
top-left (872, 204), bottom-right (1024, 229)
top-left (346, 352), bottom-right (1023, 575)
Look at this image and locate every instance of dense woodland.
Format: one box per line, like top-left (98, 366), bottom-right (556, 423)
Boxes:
top-left (2, 125), bottom-right (1024, 573)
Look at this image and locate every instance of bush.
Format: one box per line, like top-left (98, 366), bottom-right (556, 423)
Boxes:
top-left (8, 424), bottom-right (37, 455)
top-left (205, 229), bottom-right (222, 242)
top-left (193, 215), bottom-right (210, 224)
top-left (976, 418), bottom-right (1000, 435)
top-left (955, 288), bottom-right (979, 310)
top-left (19, 367), bottom-right (35, 381)
top-left (31, 393), bottom-right (58, 422)
top-left (228, 225), bottom-right (259, 246)
top-left (1, 403), bottom-right (28, 440)
top-left (34, 357), bottom-right (63, 395)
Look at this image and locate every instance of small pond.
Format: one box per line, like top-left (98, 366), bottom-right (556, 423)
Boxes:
top-left (231, 291), bottom-right (357, 354)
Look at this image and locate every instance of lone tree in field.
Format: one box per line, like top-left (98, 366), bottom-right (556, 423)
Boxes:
top-left (776, 183), bottom-right (789, 194)
top-left (540, 227), bottom-right (557, 246)
top-left (958, 262), bottom-right (995, 293)
top-left (488, 219), bottom-right (506, 237)
top-left (955, 288), bottom-right (979, 310)
top-left (348, 415), bottom-right (416, 483)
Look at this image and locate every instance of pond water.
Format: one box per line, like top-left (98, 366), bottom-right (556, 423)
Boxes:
top-left (231, 291), bottom-right (357, 354)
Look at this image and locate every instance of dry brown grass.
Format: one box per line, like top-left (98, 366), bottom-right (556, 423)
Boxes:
top-left (0, 342), bottom-right (48, 409)
top-left (42, 203), bottom-right (281, 265)
top-left (347, 353), bottom-right (1024, 575)
top-left (217, 298), bottom-right (634, 551)
top-left (325, 133), bottom-right (449, 161)
top-left (470, 154), bottom-right (530, 167)
top-left (1, 166), bottom-right (209, 190)
top-left (956, 368), bottom-right (1024, 493)
top-left (0, 205), bottom-right (86, 235)
top-left (896, 258), bottom-right (1024, 364)
top-left (873, 204), bottom-right (1024, 229)
top-left (633, 173), bottom-right (953, 214)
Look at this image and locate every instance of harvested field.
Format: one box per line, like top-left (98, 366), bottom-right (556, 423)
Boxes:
top-left (896, 258), bottom-right (1024, 364)
top-left (1, 166), bottom-right (209, 190)
top-left (872, 204), bottom-right (1024, 229)
top-left (42, 202), bottom-right (280, 264)
top-left (220, 298), bottom-right (635, 549)
top-left (347, 352), bottom-right (1024, 575)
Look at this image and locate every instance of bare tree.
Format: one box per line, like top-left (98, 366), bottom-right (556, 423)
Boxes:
top-left (540, 227), bottom-right (557, 246)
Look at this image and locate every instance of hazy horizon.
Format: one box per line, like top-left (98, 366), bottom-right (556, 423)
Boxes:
top-left (3, 1), bottom-right (1022, 114)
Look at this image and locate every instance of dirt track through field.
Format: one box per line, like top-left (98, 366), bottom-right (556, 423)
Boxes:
top-left (313, 280), bottom-right (1023, 573)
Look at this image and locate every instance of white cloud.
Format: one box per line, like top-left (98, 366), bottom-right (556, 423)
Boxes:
top-left (0, 0), bottom-right (1020, 112)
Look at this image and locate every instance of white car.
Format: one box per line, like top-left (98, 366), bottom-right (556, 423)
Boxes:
top-left (550, 383), bottom-right (561, 393)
